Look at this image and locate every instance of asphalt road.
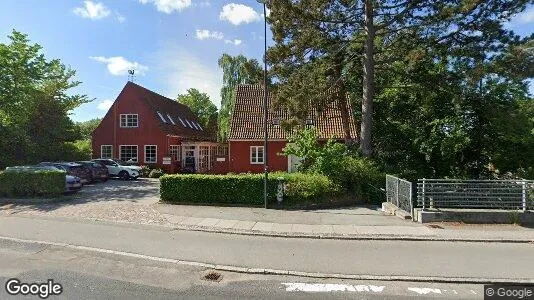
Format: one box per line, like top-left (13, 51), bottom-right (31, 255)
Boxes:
top-left (0, 215), bottom-right (533, 281)
top-left (0, 240), bottom-right (486, 299)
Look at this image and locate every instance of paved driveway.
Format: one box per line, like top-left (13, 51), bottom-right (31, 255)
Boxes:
top-left (73, 178), bottom-right (160, 205)
top-left (0, 178), bottom-right (167, 225)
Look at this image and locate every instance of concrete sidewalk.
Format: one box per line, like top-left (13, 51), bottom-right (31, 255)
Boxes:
top-left (154, 204), bottom-right (534, 242)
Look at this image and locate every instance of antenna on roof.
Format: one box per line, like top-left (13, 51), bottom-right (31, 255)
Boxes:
top-left (127, 70), bottom-right (135, 83)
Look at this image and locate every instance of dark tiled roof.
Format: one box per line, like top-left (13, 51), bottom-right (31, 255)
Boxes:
top-left (125, 82), bottom-right (215, 141)
top-left (228, 84), bottom-right (358, 140)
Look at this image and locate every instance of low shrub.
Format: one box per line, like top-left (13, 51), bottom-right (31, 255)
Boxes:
top-left (160, 172), bottom-right (337, 207)
top-left (271, 172), bottom-right (340, 205)
top-left (282, 129), bottom-right (386, 204)
top-left (148, 168), bottom-right (165, 178)
top-left (0, 169), bottom-right (65, 197)
top-left (139, 165), bottom-right (152, 178)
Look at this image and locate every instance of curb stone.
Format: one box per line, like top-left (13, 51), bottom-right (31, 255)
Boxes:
top-left (169, 224), bottom-right (534, 243)
top-left (0, 236), bottom-right (532, 284)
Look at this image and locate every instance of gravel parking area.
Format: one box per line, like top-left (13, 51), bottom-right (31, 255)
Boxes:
top-left (0, 178), bottom-right (168, 226)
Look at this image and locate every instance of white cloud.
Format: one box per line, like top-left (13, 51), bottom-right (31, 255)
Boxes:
top-left (73, 1), bottom-right (110, 20)
top-left (196, 29), bottom-right (224, 40)
top-left (224, 39), bottom-right (242, 46)
top-left (139, 0), bottom-right (191, 13)
top-left (97, 99), bottom-right (114, 111)
top-left (220, 3), bottom-right (261, 25)
top-left (151, 43), bottom-right (222, 107)
top-left (518, 8), bottom-right (534, 23)
top-left (89, 56), bottom-right (149, 76)
top-left (116, 12), bottom-right (126, 23)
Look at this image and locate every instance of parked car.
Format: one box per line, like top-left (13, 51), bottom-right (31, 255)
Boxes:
top-left (111, 158), bottom-right (142, 170)
top-left (75, 161), bottom-right (109, 182)
top-left (38, 162), bottom-right (93, 184)
top-left (4, 165), bottom-right (83, 193)
top-left (91, 159), bottom-right (140, 180)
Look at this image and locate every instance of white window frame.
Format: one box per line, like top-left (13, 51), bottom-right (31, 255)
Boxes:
top-left (250, 146), bottom-right (264, 164)
top-left (156, 111), bottom-right (167, 123)
top-left (144, 145), bottom-right (157, 163)
top-left (100, 145), bottom-right (113, 159)
top-left (177, 117), bottom-right (186, 126)
top-left (120, 114), bottom-right (139, 128)
top-left (169, 145), bottom-right (181, 161)
top-left (196, 122), bottom-right (203, 131)
top-left (119, 145), bottom-right (138, 163)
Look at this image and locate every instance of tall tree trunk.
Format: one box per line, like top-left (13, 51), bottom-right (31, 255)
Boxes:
top-left (333, 55), bottom-right (353, 145)
top-left (361, 0), bottom-right (375, 157)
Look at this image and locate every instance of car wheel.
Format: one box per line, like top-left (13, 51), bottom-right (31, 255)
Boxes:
top-left (119, 171), bottom-right (130, 181)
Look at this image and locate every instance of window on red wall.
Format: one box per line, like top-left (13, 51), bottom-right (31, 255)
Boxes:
top-left (250, 146), bottom-right (264, 164)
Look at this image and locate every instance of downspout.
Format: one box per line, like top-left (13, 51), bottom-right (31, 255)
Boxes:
top-left (114, 101), bottom-right (117, 159)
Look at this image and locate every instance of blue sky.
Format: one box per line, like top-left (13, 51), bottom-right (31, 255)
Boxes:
top-left (0, 1), bottom-right (532, 122)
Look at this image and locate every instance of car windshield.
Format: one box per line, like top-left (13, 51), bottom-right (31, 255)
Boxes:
top-left (112, 159), bottom-right (127, 166)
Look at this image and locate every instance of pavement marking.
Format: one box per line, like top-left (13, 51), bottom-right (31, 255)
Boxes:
top-left (282, 283), bottom-right (385, 293)
top-left (408, 287), bottom-right (442, 295)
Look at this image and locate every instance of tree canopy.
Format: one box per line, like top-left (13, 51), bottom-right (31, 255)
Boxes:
top-left (176, 88), bottom-right (217, 132)
top-left (266, 0), bottom-right (533, 179)
top-left (0, 30), bottom-right (91, 167)
top-left (266, 0), bottom-right (531, 157)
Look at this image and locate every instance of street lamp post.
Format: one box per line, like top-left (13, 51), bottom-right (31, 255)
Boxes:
top-left (258, 0), bottom-right (268, 209)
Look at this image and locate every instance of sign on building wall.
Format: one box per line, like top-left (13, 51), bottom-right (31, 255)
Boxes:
top-left (162, 157), bottom-right (172, 165)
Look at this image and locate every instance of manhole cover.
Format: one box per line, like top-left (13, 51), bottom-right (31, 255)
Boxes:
top-left (426, 224), bottom-right (443, 229)
top-left (203, 271), bottom-right (222, 282)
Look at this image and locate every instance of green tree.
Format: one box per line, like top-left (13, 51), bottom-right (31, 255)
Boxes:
top-left (76, 118), bottom-right (102, 140)
top-left (266, 0), bottom-right (530, 157)
top-left (0, 30), bottom-right (90, 168)
top-left (176, 88), bottom-right (217, 130)
top-left (218, 54), bottom-right (263, 141)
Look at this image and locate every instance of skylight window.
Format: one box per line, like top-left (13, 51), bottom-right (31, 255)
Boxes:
top-left (185, 119), bottom-right (194, 128)
top-left (196, 122), bottom-right (203, 131)
top-left (167, 114), bottom-right (176, 125)
top-left (177, 117), bottom-right (186, 126)
top-left (191, 121), bottom-right (199, 130)
top-left (157, 111), bottom-right (166, 123)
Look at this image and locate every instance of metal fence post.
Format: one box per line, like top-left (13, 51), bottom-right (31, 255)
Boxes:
top-left (522, 180), bottom-right (527, 212)
top-left (395, 178), bottom-right (400, 207)
top-left (409, 181), bottom-right (414, 221)
top-left (422, 178), bottom-right (426, 211)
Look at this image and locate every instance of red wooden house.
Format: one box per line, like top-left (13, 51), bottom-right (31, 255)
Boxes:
top-left (91, 82), bottom-right (219, 173)
top-left (226, 84), bottom-right (359, 173)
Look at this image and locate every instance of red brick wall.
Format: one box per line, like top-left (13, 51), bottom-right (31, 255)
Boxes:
top-left (228, 141), bottom-right (288, 173)
top-left (213, 156), bottom-right (230, 174)
top-left (91, 84), bottom-right (168, 167)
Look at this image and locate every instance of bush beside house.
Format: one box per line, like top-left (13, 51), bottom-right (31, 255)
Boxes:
top-left (283, 129), bottom-right (386, 204)
top-left (0, 170), bottom-right (65, 197)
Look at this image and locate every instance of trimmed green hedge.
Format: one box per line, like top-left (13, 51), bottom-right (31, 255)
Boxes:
top-left (0, 170), bottom-right (65, 197)
top-left (160, 172), bottom-right (338, 207)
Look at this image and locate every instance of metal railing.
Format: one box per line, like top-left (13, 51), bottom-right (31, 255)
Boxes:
top-left (386, 175), bottom-right (413, 217)
top-left (417, 179), bottom-right (534, 211)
